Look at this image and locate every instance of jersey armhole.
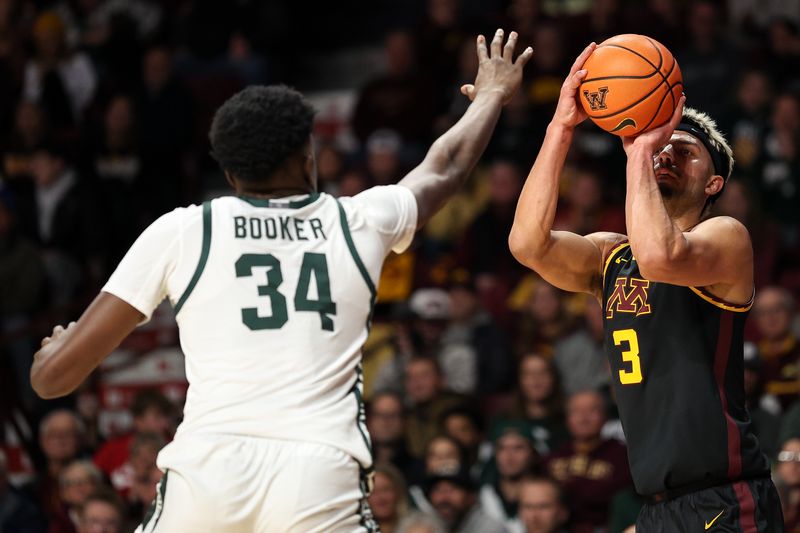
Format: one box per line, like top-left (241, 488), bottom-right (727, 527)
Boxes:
top-left (174, 201), bottom-right (213, 315)
top-left (688, 286), bottom-right (754, 313)
top-left (602, 241), bottom-right (630, 285)
top-left (335, 200), bottom-right (377, 329)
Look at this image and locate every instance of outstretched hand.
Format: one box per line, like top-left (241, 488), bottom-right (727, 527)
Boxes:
top-left (551, 42), bottom-right (597, 130)
top-left (622, 95), bottom-right (686, 155)
top-left (460, 28), bottom-right (533, 105)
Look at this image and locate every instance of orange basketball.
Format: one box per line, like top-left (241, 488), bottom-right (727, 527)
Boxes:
top-left (579, 34), bottom-right (683, 136)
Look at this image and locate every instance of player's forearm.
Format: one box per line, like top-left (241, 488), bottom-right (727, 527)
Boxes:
top-left (509, 121), bottom-right (573, 262)
top-left (400, 90), bottom-right (504, 227)
top-left (625, 146), bottom-right (688, 273)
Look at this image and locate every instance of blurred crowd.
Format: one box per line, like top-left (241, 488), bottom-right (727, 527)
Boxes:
top-left (0, 0), bottom-right (799, 532)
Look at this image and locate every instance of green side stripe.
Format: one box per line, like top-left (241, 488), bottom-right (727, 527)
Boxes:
top-left (151, 470), bottom-right (168, 531)
top-left (238, 193), bottom-right (320, 208)
top-left (140, 470), bottom-right (168, 532)
top-left (174, 201), bottom-right (212, 314)
top-left (335, 200), bottom-right (376, 328)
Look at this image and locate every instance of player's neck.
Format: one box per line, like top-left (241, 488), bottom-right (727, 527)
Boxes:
top-left (665, 201), bottom-right (703, 232)
top-left (236, 186), bottom-right (314, 199)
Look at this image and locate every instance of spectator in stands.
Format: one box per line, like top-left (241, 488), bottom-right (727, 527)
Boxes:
top-left (416, 0), bottom-right (468, 98)
top-left (458, 160), bottom-right (525, 320)
top-left (553, 296), bottom-right (609, 395)
top-left (552, 168), bottom-right (625, 236)
top-left (87, 94), bottom-right (144, 262)
top-left (409, 434), bottom-right (466, 513)
top-left (106, 431), bottom-right (164, 505)
top-left (543, 391), bottom-right (632, 533)
top-left (514, 280), bottom-right (574, 357)
top-left (677, 0), bottom-right (740, 119)
top-left (29, 142), bottom-right (105, 303)
top-left (0, 188), bottom-right (46, 411)
top-left (427, 465), bottom-right (506, 533)
top-left (369, 463), bottom-right (411, 533)
top-left (397, 511), bottom-right (447, 533)
top-left (367, 391), bottom-right (417, 478)
top-left (137, 45), bottom-right (192, 215)
top-left (3, 100), bottom-right (49, 184)
top-left (714, 178), bottom-right (781, 288)
top-left (77, 489), bottom-right (125, 533)
top-left (37, 409), bottom-right (86, 520)
top-left (93, 389), bottom-right (173, 478)
top-left (406, 288), bottom-right (478, 394)
top-left (51, 459), bottom-right (104, 533)
top-left (517, 476), bottom-right (568, 533)
top-left (0, 449), bottom-right (45, 533)
top-left (23, 11), bottom-right (96, 129)
top-left (315, 142), bottom-right (347, 196)
top-left (445, 269), bottom-right (514, 395)
top-left (439, 406), bottom-right (486, 474)
top-left (404, 356), bottom-right (467, 459)
top-left (480, 421), bottom-right (538, 532)
top-left (492, 352), bottom-right (568, 455)
top-left (352, 30), bottom-right (438, 146)
top-left (753, 287), bottom-right (800, 410)
top-left (127, 461), bottom-right (161, 523)
top-left (365, 129), bottom-right (405, 186)
top-left (720, 70), bottom-right (772, 175)
top-left (765, 18), bottom-right (800, 89)
top-left (775, 437), bottom-right (800, 530)
top-left (755, 92), bottom-right (800, 246)
top-left (742, 343), bottom-right (781, 458)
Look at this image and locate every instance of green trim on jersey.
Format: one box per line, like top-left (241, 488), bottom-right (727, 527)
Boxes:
top-left (140, 470), bottom-right (168, 532)
top-left (335, 199), bottom-right (377, 328)
top-left (237, 193), bottom-right (320, 209)
top-left (174, 201), bottom-right (212, 315)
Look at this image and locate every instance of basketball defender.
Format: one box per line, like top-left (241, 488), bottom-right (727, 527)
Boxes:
top-left (30, 30), bottom-right (532, 532)
top-left (508, 43), bottom-right (783, 531)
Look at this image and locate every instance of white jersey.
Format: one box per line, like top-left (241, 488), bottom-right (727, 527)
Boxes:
top-left (103, 186), bottom-right (417, 468)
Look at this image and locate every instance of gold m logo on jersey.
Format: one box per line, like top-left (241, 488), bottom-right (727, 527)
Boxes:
top-left (606, 277), bottom-right (652, 319)
top-left (583, 87), bottom-right (609, 111)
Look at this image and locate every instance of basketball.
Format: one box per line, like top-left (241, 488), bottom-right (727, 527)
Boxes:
top-left (579, 34), bottom-right (683, 136)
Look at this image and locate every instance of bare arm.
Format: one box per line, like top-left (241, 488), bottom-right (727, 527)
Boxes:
top-left (31, 292), bottom-right (143, 399)
top-left (508, 43), bottom-right (624, 298)
top-left (399, 29), bottom-right (532, 228)
top-left (622, 99), bottom-right (753, 303)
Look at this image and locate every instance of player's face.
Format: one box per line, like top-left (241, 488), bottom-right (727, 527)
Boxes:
top-left (653, 131), bottom-right (715, 208)
top-left (519, 482), bottom-right (566, 533)
top-left (495, 433), bottom-right (534, 479)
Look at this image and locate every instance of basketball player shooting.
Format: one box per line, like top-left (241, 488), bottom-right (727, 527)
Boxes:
top-left (508, 43), bottom-right (784, 531)
top-left (30, 29), bottom-right (531, 532)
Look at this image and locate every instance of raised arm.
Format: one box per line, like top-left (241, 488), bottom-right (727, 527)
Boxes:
top-left (621, 98), bottom-right (754, 304)
top-left (399, 29), bottom-right (532, 228)
top-left (508, 43), bottom-right (624, 298)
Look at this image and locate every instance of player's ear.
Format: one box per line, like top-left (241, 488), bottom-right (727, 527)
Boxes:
top-left (705, 174), bottom-right (724, 196)
top-left (223, 171), bottom-right (236, 189)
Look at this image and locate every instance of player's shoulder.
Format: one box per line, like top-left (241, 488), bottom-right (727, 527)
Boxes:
top-left (587, 232), bottom-right (629, 259)
top-left (693, 215), bottom-right (752, 250)
top-left (338, 185), bottom-right (416, 227)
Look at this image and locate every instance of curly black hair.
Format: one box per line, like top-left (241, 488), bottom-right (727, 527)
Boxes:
top-left (209, 85), bottom-right (315, 183)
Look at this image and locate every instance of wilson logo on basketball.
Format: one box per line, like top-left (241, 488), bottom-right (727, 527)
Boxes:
top-left (582, 87), bottom-right (609, 111)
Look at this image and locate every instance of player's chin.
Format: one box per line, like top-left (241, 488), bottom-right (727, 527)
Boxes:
top-left (657, 182), bottom-right (677, 198)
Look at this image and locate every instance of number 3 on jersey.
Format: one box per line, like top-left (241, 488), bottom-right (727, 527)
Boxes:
top-left (235, 252), bottom-right (337, 331)
top-left (613, 329), bottom-right (643, 385)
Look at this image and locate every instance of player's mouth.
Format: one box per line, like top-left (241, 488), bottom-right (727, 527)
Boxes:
top-left (654, 167), bottom-right (679, 181)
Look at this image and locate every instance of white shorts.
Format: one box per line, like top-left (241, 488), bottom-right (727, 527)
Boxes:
top-left (135, 434), bottom-right (377, 533)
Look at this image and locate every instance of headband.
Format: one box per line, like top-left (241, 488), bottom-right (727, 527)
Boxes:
top-left (674, 122), bottom-right (730, 180)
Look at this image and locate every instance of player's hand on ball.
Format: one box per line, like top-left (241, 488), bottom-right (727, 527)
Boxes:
top-left (460, 28), bottom-right (533, 105)
top-left (551, 42), bottom-right (597, 130)
top-left (621, 94), bottom-right (686, 155)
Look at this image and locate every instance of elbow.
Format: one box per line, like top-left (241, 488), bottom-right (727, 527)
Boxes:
top-left (508, 228), bottom-right (545, 267)
top-left (30, 359), bottom-right (71, 400)
top-left (635, 245), bottom-right (686, 281)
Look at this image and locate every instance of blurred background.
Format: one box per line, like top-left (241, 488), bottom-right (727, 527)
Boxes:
top-left (0, 0), bottom-right (799, 532)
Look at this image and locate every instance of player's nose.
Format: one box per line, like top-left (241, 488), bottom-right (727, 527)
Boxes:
top-left (656, 144), bottom-right (674, 166)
